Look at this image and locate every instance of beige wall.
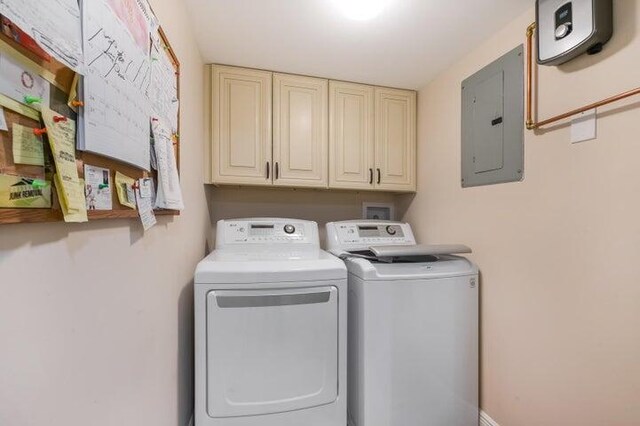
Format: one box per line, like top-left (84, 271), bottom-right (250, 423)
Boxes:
top-left (0, 1), bottom-right (208, 425)
top-left (207, 187), bottom-right (397, 248)
top-left (402, 2), bottom-right (640, 425)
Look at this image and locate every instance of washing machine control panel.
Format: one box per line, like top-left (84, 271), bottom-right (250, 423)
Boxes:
top-left (326, 221), bottom-right (416, 250)
top-left (217, 219), bottom-right (319, 247)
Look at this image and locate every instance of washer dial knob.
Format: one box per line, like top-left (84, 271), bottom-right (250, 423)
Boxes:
top-left (386, 225), bottom-right (397, 235)
top-left (284, 224), bottom-right (296, 234)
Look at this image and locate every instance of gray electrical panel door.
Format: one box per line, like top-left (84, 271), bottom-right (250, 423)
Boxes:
top-left (461, 45), bottom-right (524, 187)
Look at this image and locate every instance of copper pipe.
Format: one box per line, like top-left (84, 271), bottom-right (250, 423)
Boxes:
top-left (526, 22), bottom-right (536, 130)
top-left (525, 22), bottom-right (640, 130)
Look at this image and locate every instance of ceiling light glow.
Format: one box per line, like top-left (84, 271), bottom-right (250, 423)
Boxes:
top-left (332, 0), bottom-right (392, 21)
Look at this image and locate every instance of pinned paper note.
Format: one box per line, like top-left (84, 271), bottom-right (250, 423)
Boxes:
top-left (0, 174), bottom-right (51, 208)
top-left (0, 0), bottom-right (84, 73)
top-left (0, 53), bottom-right (50, 109)
top-left (152, 119), bottom-right (183, 210)
top-left (41, 107), bottom-right (84, 211)
top-left (0, 107), bottom-right (8, 131)
top-left (136, 185), bottom-right (156, 231)
top-left (139, 177), bottom-right (153, 198)
top-left (12, 123), bottom-right (44, 166)
top-left (84, 164), bottom-right (112, 210)
top-left (115, 171), bottom-right (136, 209)
top-left (54, 174), bottom-right (87, 223)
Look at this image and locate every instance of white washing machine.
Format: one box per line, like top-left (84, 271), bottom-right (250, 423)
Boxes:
top-left (195, 218), bottom-right (347, 426)
top-left (326, 220), bottom-right (479, 426)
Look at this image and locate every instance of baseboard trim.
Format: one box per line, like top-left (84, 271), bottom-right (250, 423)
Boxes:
top-left (480, 410), bottom-right (500, 426)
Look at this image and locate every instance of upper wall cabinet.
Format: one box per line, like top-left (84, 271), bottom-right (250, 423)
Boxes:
top-left (329, 81), bottom-right (375, 190)
top-left (273, 74), bottom-right (329, 188)
top-left (210, 65), bottom-right (272, 186)
top-left (374, 87), bottom-right (417, 192)
top-left (206, 64), bottom-right (417, 193)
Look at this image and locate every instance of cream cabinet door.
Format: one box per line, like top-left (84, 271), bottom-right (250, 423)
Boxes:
top-left (329, 81), bottom-right (375, 190)
top-left (273, 74), bottom-right (328, 188)
top-left (374, 87), bottom-right (417, 192)
top-left (211, 65), bottom-right (272, 185)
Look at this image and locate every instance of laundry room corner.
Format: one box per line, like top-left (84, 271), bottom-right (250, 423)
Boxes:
top-left (404, 3), bottom-right (640, 425)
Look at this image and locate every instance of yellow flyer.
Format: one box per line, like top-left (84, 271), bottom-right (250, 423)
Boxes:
top-left (0, 174), bottom-right (51, 208)
top-left (115, 171), bottom-right (137, 210)
top-left (41, 107), bottom-right (84, 211)
top-left (54, 174), bottom-right (87, 223)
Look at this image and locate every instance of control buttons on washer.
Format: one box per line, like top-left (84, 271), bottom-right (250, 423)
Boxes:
top-left (284, 224), bottom-right (296, 234)
top-left (386, 225), bottom-right (397, 235)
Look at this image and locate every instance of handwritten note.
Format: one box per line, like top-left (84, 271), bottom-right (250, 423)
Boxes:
top-left (0, 53), bottom-right (50, 109)
top-left (0, 0), bottom-right (84, 73)
top-left (80, 0), bottom-right (152, 170)
top-left (152, 119), bottom-right (183, 210)
top-left (12, 123), bottom-right (44, 166)
top-left (41, 107), bottom-right (84, 211)
top-left (150, 35), bottom-right (179, 131)
top-left (136, 181), bottom-right (156, 231)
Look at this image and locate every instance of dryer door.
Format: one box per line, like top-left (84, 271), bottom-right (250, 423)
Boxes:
top-left (206, 286), bottom-right (339, 418)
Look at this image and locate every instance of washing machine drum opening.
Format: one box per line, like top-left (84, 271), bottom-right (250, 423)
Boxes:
top-left (205, 287), bottom-right (339, 418)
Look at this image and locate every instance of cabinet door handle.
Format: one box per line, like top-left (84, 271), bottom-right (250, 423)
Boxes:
top-left (369, 168), bottom-right (373, 185)
top-left (377, 168), bottom-right (381, 184)
top-left (275, 162), bottom-right (279, 180)
top-left (266, 161), bottom-right (270, 179)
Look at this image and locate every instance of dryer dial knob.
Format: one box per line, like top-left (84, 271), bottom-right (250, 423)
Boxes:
top-left (284, 224), bottom-right (296, 234)
top-left (386, 225), bottom-right (397, 235)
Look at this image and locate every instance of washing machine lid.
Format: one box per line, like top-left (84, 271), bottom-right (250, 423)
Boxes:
top-left (343, 254), bottom-right (477, 280)
top-left (195, 248), bottom-right (347, 284)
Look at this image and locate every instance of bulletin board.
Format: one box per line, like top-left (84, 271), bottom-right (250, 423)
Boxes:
top-left (0, 6), bottom-right (181, 225)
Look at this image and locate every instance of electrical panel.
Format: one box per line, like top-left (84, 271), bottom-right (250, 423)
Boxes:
top-left (536, 0), bottom-right (613, 65)
top-left (461, 45), bottom-right (524, 188)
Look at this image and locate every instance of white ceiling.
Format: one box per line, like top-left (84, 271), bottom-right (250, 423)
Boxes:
top-left (185, 0), bottom-right (532, 89)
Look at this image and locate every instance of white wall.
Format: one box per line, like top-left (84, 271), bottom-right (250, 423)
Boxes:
top-left (0, 1), bottom-right (208, 425)
top-left (403, 2), bottom-right (640, 425)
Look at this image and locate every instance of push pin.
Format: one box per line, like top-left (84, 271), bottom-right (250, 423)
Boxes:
top-left (53, 116), bottom-right (68, 123)
top-left (151, 117), bottom-right (159, 122)
top-left (98, 183), bottom-right (109, 189)
top-left (175, 71), bottom-right (180, 76)
top-left (132, 181), bottom-right (140, 190)
top-left (24, 95), bottom-right (42, 105)
top-left (33, 128), bottom-right (47, 136)
top-left (71, 100), bottom-right (84, 107)
top-left (31, 179), bottom-right (46, 189)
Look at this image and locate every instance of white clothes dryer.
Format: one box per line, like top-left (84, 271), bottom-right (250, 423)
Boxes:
top-left (195, 219), bottom-right (347, 426)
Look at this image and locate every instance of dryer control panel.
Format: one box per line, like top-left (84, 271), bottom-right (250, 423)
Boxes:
top-left (326, 221), bottom-right (416, 252)
top-left (216, 218), bottom-right (319, 248)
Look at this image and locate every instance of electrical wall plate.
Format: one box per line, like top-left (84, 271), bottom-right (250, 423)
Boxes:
top-left (461, 45), bottom-right (524, 188)
top-left (536, 0), bottom-right (613, 65)
top-left (362, 202), bottom-right (394, 221)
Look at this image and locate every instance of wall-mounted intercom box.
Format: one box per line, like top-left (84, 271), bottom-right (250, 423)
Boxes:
top-left (536, 0), bottom-right (613, 65)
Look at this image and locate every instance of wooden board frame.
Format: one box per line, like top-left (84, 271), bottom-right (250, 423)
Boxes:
top-left (0, 20), bottom-right (181, 225)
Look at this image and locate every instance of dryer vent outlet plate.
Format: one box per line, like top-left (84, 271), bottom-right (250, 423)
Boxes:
top-left (536, 0), bottom-right (613, 66)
